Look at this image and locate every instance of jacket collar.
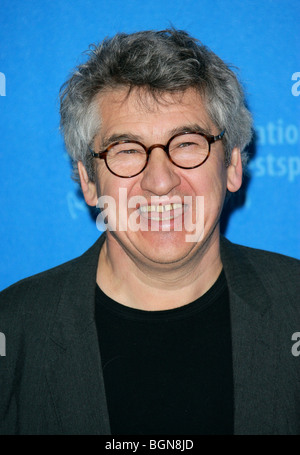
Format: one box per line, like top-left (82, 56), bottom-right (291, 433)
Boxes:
top-left (220, 236), bottom-right (272, 315)
top-left (45, 233), bottom-right (110, 434)
top-left (49, 234), bottom-right (106, 348)
top-left (51, 233), bottom-right (271, 346)
top-left (220, 237), bottom-right (277, 434)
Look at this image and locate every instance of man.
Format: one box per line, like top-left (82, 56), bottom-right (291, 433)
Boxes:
top-left (0, 29), bottom-right (299, 435)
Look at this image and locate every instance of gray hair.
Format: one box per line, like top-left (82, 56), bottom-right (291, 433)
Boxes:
top-left (59, 28), bottom-right (253, 183)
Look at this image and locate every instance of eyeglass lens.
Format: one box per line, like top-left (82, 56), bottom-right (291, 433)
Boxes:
top-left (106, 133), bottom-right (210, 177)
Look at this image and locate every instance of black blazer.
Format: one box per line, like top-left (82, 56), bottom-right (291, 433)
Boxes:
top-left (0, 235), bottom-right (299, 434)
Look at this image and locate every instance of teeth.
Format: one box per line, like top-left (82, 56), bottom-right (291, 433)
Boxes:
top-left (173, 203), bottom-right (182, 210)
top-left (139, 203), bottom-right (182, 213)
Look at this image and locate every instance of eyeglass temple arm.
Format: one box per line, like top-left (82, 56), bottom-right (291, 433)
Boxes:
top-left (89, 148), bottom-right (106, 159)
top-left (213, 129), bottom-right (226, 142)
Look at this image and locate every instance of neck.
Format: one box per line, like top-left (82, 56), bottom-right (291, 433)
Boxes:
top-left (97, 230), bottom-right (223, 311)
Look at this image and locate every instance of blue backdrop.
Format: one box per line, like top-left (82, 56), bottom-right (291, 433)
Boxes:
top-left (0, 0), bottom-right (299, 291)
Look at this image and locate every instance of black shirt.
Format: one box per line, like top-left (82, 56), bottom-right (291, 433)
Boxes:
top-left (95, 270), bottom-right (234, 435)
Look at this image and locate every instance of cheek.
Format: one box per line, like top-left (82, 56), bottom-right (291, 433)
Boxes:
top-left (185, 171), bottom-right (220, 197)
top-left (96, 160), bottom-right (122, 197)
top-left (187, 164), bottom-right (227, 209)
top-left (205, 171), bottom-right (228, 215)
top-left (97, 167), bottom-right (138, 206)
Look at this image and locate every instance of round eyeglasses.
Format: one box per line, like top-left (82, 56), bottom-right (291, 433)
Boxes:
top-left (90, 129), bottom-right (226, 178)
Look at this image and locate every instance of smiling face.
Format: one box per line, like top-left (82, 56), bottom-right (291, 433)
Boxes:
top-left (79, 87), bottom-right (242, 269)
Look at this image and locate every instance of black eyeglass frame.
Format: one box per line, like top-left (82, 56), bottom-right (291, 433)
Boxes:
top-left (90, 129), bottom-right (226, 178)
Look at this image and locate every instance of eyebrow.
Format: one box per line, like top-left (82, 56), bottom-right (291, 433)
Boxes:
top-left (169, 124), bottom-right (211, 137)
top-left (101, 132), bottom-right (143, 149)
top-left (100, 124), bottom-right (211, 150)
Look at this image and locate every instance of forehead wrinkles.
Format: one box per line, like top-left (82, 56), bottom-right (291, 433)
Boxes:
top-left (97, 86), bottom-right (214, 141)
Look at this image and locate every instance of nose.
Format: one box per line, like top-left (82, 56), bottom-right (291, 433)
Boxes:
top-left (140, 146), bottom-right (181, 196)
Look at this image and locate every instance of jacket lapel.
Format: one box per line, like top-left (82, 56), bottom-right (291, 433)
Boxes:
top-left (220, 237), bottom-right (277, 434)
top-left (45, 235), bottom-right (111, 434)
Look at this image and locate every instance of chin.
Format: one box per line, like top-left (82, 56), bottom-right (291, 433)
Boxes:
top-left (132, 230), bottom-right (201, 264)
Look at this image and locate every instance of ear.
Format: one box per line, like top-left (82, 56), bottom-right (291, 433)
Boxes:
top-left (226, 147), bottom-right (243, 193)
top-left (78, 161), bottom-right (98, 206)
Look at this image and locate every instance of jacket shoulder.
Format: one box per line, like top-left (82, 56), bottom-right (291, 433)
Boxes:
top-left (0, 259), bottom-right (81, 351)
top-left (233, 241), bottom-right (299, 267)
top-left (221, 237), bottom-right (300, 305)
top-left (0, 234), bottom-right (105, 326)
top-left (0, 256), bottom-right (77, 308)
